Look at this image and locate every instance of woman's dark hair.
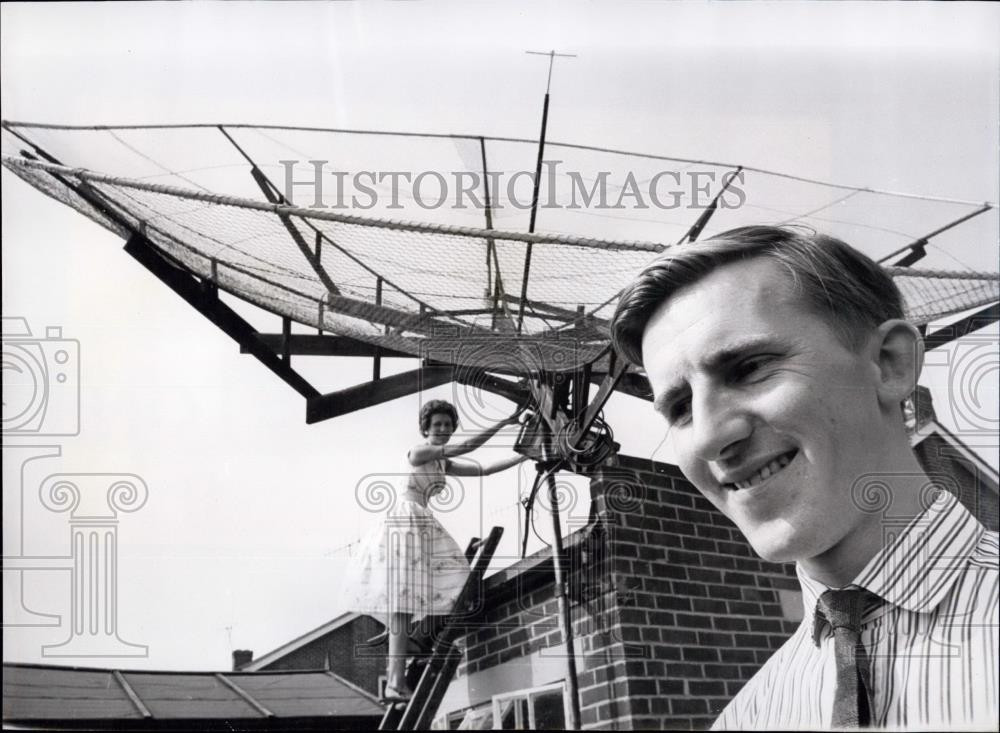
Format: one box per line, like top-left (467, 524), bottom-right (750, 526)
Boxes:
top-left (419, 400), bottom-right (459, 435)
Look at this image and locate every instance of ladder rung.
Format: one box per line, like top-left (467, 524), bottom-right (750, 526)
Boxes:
top-left (413, 647), bottom-right (463, 730)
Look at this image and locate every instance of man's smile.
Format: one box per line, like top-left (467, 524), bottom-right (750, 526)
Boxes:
top-left (721, 449), bottom-right (798, 491)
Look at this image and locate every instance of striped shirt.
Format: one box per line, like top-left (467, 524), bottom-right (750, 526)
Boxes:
top-left (713, 491), bottom-right (999, 730)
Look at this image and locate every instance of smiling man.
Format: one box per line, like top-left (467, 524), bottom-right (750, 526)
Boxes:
top-left (610, 226), bottom-right (998, 729)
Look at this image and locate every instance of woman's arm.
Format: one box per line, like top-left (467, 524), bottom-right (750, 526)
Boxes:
top-left (408, 408), bottom-right (524, 466)
top-left (446, 453), bottom-right (529, 477)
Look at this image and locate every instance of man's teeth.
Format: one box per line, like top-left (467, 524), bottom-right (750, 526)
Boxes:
top-left (733, 453), bottom-right (794, 490)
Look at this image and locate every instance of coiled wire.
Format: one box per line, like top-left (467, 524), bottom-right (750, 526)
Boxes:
top-left (556, 411), bottom-right (616, 468)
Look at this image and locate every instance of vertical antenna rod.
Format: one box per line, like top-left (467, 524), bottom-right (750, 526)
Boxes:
top-left (520, 48), bottom-right (582, 730)
top-left (517, 50), bottom-right (577, 334)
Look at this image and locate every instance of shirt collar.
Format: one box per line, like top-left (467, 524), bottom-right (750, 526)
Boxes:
top-left (800, 490), bottom-right (984, 631)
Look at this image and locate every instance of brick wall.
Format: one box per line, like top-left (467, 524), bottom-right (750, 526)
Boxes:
top-left (460, 563), bottom-right (565, 676)
top-left (259, 615), bottom-right (386, 697)
top-left (587, 456), bottom-right (800, 729)
top-left (459, 455), bottom-right (800, 730)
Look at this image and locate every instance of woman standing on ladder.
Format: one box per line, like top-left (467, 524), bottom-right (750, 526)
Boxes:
top-left (345, 399), bottom-right (529, 702)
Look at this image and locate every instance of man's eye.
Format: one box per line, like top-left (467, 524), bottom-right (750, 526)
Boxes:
top-left (731, 355), bottom-right (773, 382)
top-left (668, 398), bottom-right (691, 424)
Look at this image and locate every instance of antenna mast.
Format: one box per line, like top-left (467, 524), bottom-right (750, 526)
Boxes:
top-left (521, 49), bottom-right (583, 731)
top-left (517, 49), bottom-right (577, 334)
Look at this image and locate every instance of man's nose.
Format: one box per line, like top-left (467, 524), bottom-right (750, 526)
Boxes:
top-left (689, 388), bottom-right (752, 463)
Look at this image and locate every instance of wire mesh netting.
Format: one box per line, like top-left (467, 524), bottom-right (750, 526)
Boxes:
top-left (3, 122), bottom-right (997, 371)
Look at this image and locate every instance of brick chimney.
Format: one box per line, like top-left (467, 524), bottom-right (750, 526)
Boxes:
top-left (232, 649), bottom-right (253, 671)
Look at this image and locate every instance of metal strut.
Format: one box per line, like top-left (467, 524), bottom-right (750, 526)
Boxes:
top-left (216, 125), bottom-right (456, 324)
top-left (5, 128), bottom-right (324, 403)
top-left (877, 204), bottom-right (993, 267)
top-left (124, 234), bottom-right (320, 400)
top-left (676, 166), bottom-right (744, 246)
top-left (539, 426), bottom-right (582, 731)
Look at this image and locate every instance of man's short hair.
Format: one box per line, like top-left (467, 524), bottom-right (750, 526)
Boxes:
top-left (610, 225), bottom-right (905, 366)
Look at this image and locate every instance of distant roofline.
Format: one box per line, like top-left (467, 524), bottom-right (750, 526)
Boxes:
top-left (2, 659), bottom-right (362, 678)
top-left (242, 611), bottom-right (364, 671)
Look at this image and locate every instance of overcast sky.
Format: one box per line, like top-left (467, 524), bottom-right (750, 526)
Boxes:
top-left (2, 1), bottom-right (998, 671)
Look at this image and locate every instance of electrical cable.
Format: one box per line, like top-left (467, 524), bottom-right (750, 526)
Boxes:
top-left (556, 410), bottom-right (616, 468)
top-left (519, 459), bottom-right (566, 557)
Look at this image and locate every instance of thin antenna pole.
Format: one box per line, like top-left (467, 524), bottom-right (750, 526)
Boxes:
top-left (540, 440), bottom-right (583, 732)
top-left (525, 53), bottom-right (585, 728)
top-left (517, 50), bottom-right (577, 335)
top-left (526, 49), bottom-right (577, 94)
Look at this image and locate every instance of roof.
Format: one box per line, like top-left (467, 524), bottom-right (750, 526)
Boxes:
top-left (2, 662), bottom-right (384, 728)
top-left (242, 611), bottom-right (371, 671)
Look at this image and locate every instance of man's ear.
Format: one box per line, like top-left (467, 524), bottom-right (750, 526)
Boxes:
top-left (872, 319), bottom-right (924, 407)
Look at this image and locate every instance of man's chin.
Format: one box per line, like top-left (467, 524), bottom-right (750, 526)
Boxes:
top-left (744, 531), bottom-right (811, 565)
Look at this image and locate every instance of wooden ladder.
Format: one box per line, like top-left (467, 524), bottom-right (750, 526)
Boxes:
top-left (378, 526), bottom-right (504, 731)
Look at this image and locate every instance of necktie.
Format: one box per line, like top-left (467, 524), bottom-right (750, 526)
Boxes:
top-left (814, 588), bottom-right (879, 728)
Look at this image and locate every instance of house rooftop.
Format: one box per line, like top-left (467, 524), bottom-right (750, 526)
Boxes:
top-left (242, 611), bottom-right (365, 671)
top-left (2, 662), bottom-right (384, 731)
